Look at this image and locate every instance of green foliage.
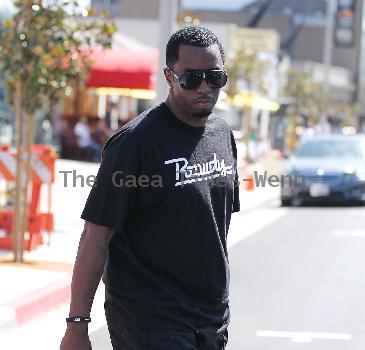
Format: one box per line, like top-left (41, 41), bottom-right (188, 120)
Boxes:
top-left (225, 46), bottom-right (270, 97)
top-left (283, 68), bottom-right (330, 151)
top-left (284, 68), bottom-right (330, 124)
top-left (284, 67), bottom-right (358, 125)
top-left (0, 0), bottom-right (116, 114)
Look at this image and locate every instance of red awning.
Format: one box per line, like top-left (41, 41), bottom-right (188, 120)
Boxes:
top-left (86, 47), bottom-right (159, 90)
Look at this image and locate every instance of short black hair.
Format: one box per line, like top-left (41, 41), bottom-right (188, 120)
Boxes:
top-left (166, 26), bottom-right (225, 69)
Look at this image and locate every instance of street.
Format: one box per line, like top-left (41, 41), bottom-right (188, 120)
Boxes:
top-left (227, 199), bottom-right (365, 350)
top-left (1, 193), bottom-right (365, 349)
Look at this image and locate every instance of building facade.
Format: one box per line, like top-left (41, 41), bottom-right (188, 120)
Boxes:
top-left (91, 0), bottom-right (362, 78)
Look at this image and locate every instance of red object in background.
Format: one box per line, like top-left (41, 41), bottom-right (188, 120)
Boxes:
top-left (0, 210), bottom-right (43, 251)
top-left (86, 47), bottom-right (159, 90)
top-left (0, 145), bottom-right (55, 251)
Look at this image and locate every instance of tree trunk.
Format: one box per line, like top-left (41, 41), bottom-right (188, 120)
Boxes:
top-left (74, 79), bottom-right (83, 116)
top-left (12, 81), bottom-right (36, 263)
top-left (19, 112), bottom-right (35, 261)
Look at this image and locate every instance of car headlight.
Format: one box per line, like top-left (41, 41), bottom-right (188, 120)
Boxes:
top-left (356, 168), bottom-right (365, 181)
top-left (343, 166), bottom-right (365, 181)
top-left (346, 166), bottom-right (365, 181)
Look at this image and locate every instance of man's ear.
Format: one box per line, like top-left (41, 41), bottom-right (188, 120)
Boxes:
top-left (163, 68), bottom-right (173, 89)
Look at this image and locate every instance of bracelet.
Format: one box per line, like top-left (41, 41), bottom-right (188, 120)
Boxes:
top-left (66, 316), bottom-right (91, 323)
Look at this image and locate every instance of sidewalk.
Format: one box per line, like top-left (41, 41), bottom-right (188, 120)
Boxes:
top-left (237, 152), bottom-right (284, 212)
top-left (0, 159), bottom-right (99, 331)
top-left (0, 156), bottom-right (282, 332)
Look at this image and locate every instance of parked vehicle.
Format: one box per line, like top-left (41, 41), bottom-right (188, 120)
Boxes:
top-left (281, 135), bottom-right (365, 206)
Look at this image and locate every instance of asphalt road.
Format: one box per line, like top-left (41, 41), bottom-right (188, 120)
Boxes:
top-left (227, 199), bottom-right (365, 350)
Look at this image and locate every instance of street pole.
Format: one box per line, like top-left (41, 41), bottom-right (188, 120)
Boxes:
top-left (357, 0), bottom-right (365, 131)
top-left (155, 0), bottom-right (178, 104)
top-left (321, 0), bottom-right (337, 134)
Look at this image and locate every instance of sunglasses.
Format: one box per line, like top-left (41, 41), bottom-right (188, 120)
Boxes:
top-left (167, 68), bottom-right (228, 90)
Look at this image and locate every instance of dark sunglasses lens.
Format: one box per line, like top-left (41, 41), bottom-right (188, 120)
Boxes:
top-left (180, 72), bottom-right (204, 90)
top-left (206, 71), bottom-right (227, 88)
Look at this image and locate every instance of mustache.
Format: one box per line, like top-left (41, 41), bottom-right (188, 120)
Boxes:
top-left (195, 96), bottom-right (214, 102)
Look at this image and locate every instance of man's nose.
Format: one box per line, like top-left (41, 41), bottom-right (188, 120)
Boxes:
top-left (196, 77), bottom-right (212, 93)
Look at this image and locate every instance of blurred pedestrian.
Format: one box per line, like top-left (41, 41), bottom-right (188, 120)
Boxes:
top-left (60, 26), bottom-right (240, 350)
top-left (58, 116), bottom-right (79, 159)
top-left (74, 117), bottom-right (101, 162)
top-left (88, 116), bottom-right (109, 149)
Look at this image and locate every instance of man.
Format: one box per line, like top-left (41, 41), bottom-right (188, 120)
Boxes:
top-left (60, 26), bottom-right (240, 350)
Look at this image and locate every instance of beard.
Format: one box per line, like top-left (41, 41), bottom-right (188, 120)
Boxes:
top-left (192, 108), bottom-right (213, 119)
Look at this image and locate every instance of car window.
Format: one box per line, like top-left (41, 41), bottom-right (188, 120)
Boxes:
top-left (295, 139), bottom-right (365, 158)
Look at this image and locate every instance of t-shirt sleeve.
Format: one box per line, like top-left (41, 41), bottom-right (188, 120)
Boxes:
top-left (231, 131), bottom-right (240, 213)
top-left (80, 130), bottom-right (139, 233)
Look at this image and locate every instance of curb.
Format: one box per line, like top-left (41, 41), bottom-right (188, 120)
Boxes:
top-left (0, 277), bottom-right (71, 331)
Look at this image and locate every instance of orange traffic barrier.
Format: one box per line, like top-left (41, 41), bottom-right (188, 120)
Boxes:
top-left (242, 162), bottom-right (255, 192)
top-left (0, 144), bottom-right (56, 251)
top-left (245, 172), bottom-right (255, 191)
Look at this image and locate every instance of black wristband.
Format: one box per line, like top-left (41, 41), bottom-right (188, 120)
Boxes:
top-left (66, 316), bottom-right (91, 323)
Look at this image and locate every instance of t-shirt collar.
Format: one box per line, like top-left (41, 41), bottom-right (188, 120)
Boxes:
top-left (161, 102), bottom-right (208, 136)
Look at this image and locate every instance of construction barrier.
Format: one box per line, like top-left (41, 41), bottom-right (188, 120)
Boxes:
top-left (0, 144), bottom-right (56, 251)
top-left (242, 161), bottom-right (255, 192)
top-left (245, 172), bottom-right (255, 191)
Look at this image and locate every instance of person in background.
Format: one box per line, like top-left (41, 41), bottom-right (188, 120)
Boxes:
top-left (58, 116), bottom-right (79, 160)
top-left (74, 117), bottom-right (101, 162)
top-left (88, 116), bottom-right (110, 149)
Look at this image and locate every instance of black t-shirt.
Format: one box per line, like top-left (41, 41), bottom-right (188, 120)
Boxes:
top-left (81, 102), bottom-right (240, 332)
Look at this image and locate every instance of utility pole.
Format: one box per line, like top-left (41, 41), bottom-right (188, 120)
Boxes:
top-left (246, 0), bottom-right (275, 28)
top-left (321, 0), bottom-right (337, 133)
top-left (156, 0), bottom-right (178, 103)
top-left (357, 0), bottom-right (365, 131)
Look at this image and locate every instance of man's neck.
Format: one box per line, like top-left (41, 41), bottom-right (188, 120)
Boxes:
top-left (165, 96), bottom-right (208, 128)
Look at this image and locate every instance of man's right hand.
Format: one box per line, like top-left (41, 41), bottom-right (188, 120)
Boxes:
top-left (60, 325), bottom-right (92, 350)
top-left (60, 222), bottom-right (114, 349)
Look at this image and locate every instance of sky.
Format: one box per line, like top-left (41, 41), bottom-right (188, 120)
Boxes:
top-left (0, 0), bottom-right (254, 17)
top-left (78, 0), bottom-right (91, 10)
top-left (182, 0), bottom-right (254, 10)
top-left (0, 0), bottom-right (91, 13)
